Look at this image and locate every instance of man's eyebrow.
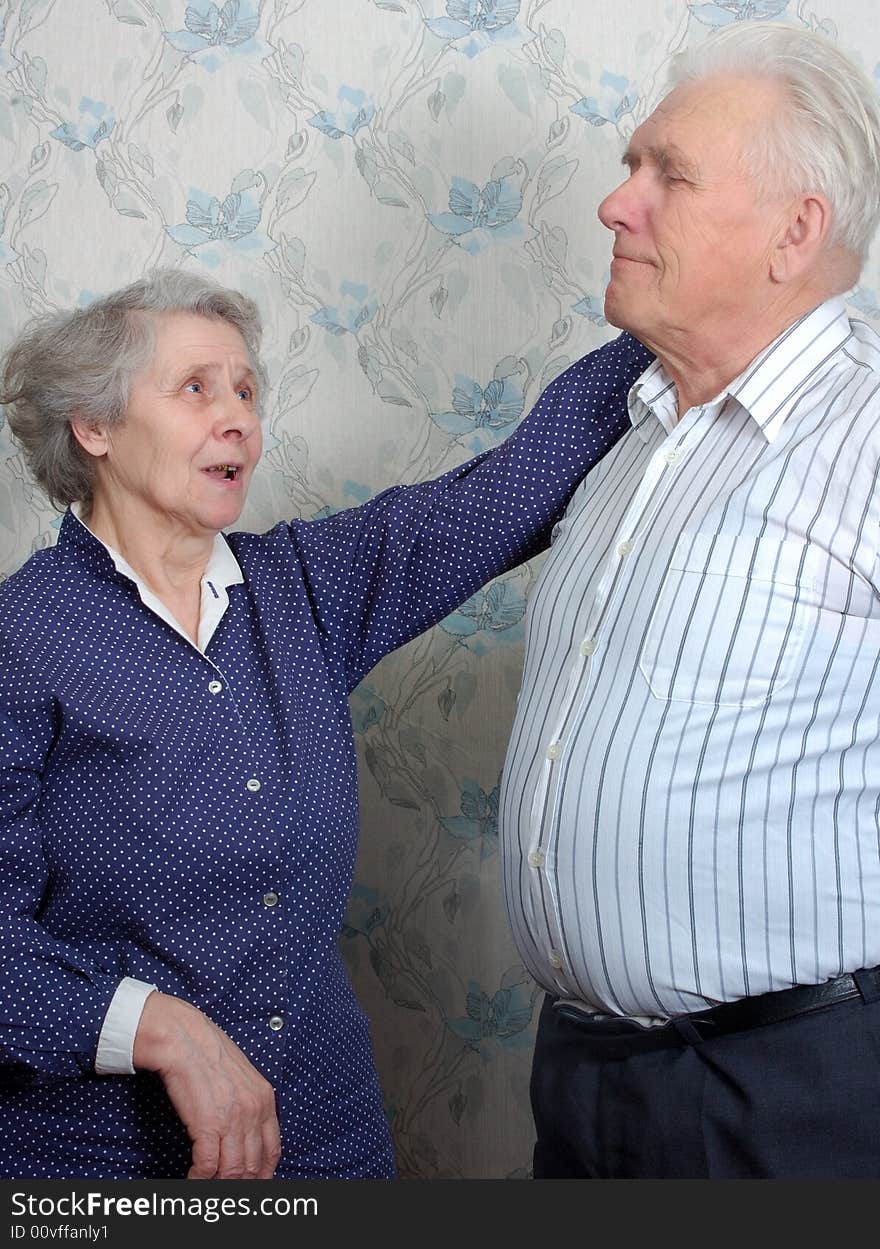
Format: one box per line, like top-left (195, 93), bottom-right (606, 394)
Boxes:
top-left (621, 142), bottom-right (700, 179)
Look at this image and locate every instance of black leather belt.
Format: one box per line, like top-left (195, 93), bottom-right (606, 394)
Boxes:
top-left (555, 965), bottom-right (880, 1046)
top-left (679, 965), bottom-right (880, 1040)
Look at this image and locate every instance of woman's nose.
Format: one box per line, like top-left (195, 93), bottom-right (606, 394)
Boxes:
top-left (218, 395), bottom-right (258, 440)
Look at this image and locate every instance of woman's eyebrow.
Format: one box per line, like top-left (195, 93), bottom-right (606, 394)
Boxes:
top-left (160, 360), bottom-right (257, 384)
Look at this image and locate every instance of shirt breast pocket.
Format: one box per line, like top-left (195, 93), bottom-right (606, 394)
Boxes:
top-left (639, 531), bottom-right (815, 708)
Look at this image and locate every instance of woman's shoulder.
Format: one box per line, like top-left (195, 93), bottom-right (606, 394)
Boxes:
top-left (0, 544), bottom-right (61, 614)
top-left (0, 533), bottom-right (102, 663)
top-left (0, 550), bottom-right (65, 695)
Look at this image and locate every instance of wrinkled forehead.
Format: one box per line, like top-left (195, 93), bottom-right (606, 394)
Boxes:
top-left (140, 311), bottom-right (257, 382)
top-left (150, 310), bottom-right (250, 358)
top-left (634, 73), bottom-right (785, 166)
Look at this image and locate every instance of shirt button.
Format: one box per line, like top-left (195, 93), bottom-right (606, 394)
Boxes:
top-left (579, 637), bottom-right (597, 657)
top-left (663, 448), bottom-right (682, 465)
top-left (262, 891), bottom-right (279, 908)
top-left (617, 540), bottom-right (633, 558)
top-left (207, 680), bottom-right (223, 694)
top-left (268, 1015), bottom-right (284, 1032)
top-left (548, 950), bottom-right (564, 970)
top-left (546, 741), bottom-right (562, 761)
top-left (246, 778), bottom-right (261, 792)
top-left (528, 849), bottom-right (545, 869)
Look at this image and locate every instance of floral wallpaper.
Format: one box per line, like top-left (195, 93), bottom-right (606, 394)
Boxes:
top-left (1, 0), bottom-right (879, 1178)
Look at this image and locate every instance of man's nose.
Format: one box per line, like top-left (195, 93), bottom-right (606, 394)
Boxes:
top-left (597, 176), bottom-right (638, 232)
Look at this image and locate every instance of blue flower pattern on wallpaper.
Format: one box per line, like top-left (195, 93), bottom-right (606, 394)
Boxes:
top-left (310, 280), bottom-right (378, 335)
top-left (165, 177), bottom-right (271, 266)
top-left (572, 294), bottom-right (607, 326)
top-left (164, 0), bottom-right (268, 70)
top-left (448, 975), bottom-right (534, 1051)
top-left (307, 87), bottom-right (376, 140)
top-left (50, 99), bottom-right (115, 152)
top-left (849, 285), bottom-right (880, 318)
top-left (689, 0), bottom-right (790, 23)
top-left (440, 576), bottom-right (527, 640)
top-left (441, 777), bottom-right (499, 846)
top-left (341, 884), bottom-right (390, 940)
top-left (570, 71), bottom-right (638, 127)
top-left (425, 0), bottom-right (523, 58)
top-left (432, 373), bottom-right (524, 450)
top-left (349, 685), bottom-right (387, 734)
top-left (430, 174), bottom-right (532, 254)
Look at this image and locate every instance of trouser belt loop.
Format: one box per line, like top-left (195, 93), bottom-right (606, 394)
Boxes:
top-left (670, 1017), bottom-right (705, 1046)
top-left (852, 967), bottom-right (880, 1005)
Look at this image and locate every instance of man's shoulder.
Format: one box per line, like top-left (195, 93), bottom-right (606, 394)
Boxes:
top-left (844, 315), bottom-right (880, 372)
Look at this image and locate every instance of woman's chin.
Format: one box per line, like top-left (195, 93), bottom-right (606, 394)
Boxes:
top-left (185, 496), bottom-right (248, 536)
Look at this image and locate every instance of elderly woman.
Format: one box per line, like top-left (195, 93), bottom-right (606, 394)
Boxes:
top-left (0, 269), bottom-right (649, 1179)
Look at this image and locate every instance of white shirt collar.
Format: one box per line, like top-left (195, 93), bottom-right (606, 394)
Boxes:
top-left (69, 504), bottom-right (243, 653)
top-left (627, 296), bottom-right (853, 444)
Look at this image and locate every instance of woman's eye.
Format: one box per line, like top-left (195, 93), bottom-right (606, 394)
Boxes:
top-left (237, 387), bottom-right (252, 402)
top-left (184, 381), bottom-right (204, 394)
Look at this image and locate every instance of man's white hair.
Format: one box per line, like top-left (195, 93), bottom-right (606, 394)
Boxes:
top-left (668, 21), bottom-right (880, 263)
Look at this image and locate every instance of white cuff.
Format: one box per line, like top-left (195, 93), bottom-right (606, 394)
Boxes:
top-left (94, 977), bottom-right (157, 1075)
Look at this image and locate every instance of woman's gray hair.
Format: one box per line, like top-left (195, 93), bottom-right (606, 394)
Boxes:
top-left (668, 21), bottom-right (880, 263)
top-left (0, 268), bottom-right (266, 509)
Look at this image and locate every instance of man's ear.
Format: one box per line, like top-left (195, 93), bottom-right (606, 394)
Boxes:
top-left (70, 416), bottom-right (110, 458)
top-left (769, 193), bottom-right (831, 284)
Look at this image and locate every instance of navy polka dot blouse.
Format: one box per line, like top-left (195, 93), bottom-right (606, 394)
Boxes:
top-left (0, 332), bottom-right (650, 1178)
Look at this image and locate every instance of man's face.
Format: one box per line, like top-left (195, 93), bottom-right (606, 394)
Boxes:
top-left (597, 75), bottom-right (787, 355)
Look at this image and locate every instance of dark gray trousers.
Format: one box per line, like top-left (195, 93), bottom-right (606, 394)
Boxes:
top-left (530, 985), bottom-right (880, 1178)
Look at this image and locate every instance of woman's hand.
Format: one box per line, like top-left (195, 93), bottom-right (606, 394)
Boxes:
top-left (133, 991), bottom-right (282, 1179)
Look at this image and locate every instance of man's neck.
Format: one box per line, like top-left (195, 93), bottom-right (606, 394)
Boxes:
top-left (646, 286), bottom-right (836, 418)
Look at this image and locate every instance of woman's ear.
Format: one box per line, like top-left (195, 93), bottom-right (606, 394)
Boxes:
top-left (69, 416), bottom-right (110, 458)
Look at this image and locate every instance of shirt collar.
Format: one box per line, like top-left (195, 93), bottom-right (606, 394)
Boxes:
top-left (627, 359), bottom-right (679, 441)
top-left (68, 505), bottom-right (243, 653)
top-left (69, 503), bottom-right (243, 589)
top-left (626, 296), bottom-right (853, 444)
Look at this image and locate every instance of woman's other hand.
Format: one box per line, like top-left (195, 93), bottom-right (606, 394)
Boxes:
top-left (133, 992), bottom-right (282, 1179)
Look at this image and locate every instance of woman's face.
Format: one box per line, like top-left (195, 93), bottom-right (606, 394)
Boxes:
top-left (81, 312), bottom-right (263, 539)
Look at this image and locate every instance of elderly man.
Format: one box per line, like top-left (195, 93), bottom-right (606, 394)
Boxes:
top-left (499, 21), bottom-right (880, 1178)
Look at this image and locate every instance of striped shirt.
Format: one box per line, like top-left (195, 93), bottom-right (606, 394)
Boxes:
top-left (500, 297), bottom-right (880, 1018)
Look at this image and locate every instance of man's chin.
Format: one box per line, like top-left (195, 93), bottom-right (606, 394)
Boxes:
top-left (602, 291), bottom-right (633, 333)
top-left (601, 295), bottom-right (655, 353)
